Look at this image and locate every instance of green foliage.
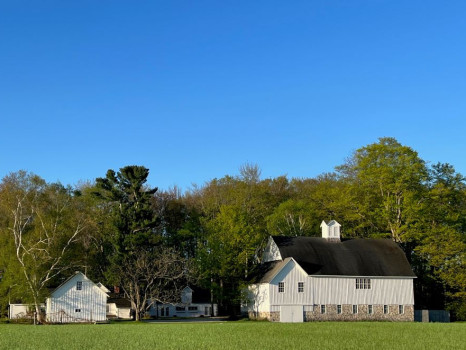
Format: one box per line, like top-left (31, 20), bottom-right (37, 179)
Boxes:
top-left (0, 171), bottom-right (88, 321)
top-left (336, 137), bottom-right (429, 243)
top-left (1, 139), bottom-right (465, 319)
top-left (95, 166), bottom-right (159, 254)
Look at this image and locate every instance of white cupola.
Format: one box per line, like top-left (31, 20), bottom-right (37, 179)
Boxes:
top-left (320, 220), bottom-right (341, 241)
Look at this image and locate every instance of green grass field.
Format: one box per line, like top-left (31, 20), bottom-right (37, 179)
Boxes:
top-left (0, 321), bottom-right (464, 350)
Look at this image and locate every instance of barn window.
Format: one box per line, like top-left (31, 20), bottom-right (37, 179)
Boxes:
top-left (320, 305), bottom-right (326, 314)
top-left (368, 305), bottom-right (373, 314)
top-left (337, 305), bottom-right (342, 314)
top-left (352, 305), bottom-right (358, 314)
top-left (76, 281), bottom-right (82, 290)
top-left (298, 282), bottom-right (304, 293)
top-left (355, 278), bottom-right (371, 289)
top-left (383, 305), bottom-right (388, 314)
top-left (75, 309), bottom-right (81, 313)
top-left (278, 282), bottom-right (284, 293)
top-left (399, 305), bottom-right (404, 314)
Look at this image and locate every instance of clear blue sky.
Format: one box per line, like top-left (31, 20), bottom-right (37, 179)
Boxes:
top-left (1, 0), bottom-right (465, 191)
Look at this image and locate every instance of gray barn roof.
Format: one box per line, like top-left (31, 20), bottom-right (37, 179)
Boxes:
top-left (268, 236), bottom-right (416, 278)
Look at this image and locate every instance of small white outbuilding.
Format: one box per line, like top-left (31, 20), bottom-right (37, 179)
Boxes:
top-left (46, 271), bottom-right (108, 323)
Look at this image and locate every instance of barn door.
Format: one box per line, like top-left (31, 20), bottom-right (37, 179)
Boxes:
top-left (280, 306), bottom-right (303, 323)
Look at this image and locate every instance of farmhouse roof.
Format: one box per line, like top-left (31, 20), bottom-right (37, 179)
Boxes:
top-left (107, 295), bottom-right (132, 308)
top-left (50, 271), bottom-right (109, 297)
top-left (268, 236), bottom-right (416, 277)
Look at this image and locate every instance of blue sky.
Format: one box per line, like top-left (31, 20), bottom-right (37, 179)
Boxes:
top-left (1, 1), bottom-right (465, 191)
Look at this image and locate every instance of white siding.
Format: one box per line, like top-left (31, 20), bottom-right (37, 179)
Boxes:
top-left (46, 273), bottom-right (107, 323)
top-left (248, 283), bottom-right (270, 313)
top-left (107, 303), bottom-right (132, 319)
top-left (311, 276), bottom-right (414, 305)
top-left (9, 304), bottom-right (30, 319)
top-left (262, 237), bottom-right (282, 262)
top-left (269, 259), bottom-right (311, 306)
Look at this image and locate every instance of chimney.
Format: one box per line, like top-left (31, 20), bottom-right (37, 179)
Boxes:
top-left (320, 220), bottom-right (341, 242)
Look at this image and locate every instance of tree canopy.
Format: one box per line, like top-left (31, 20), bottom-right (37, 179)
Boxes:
top-left (0, 138), bottom-right (465, 320)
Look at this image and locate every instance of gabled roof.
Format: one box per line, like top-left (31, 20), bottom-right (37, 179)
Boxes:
top-left (321, 220), bottom-right (340, 226)
top-left (269, 236), bottom-right (416, 277)
top-left (107, 295), bottom-right (132, 308)
top-left (50, 271), bottom-right (109, 298)
top-left (250, 257), bottom-right (309, 284)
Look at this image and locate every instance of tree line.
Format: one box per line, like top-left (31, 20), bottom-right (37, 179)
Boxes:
top-left (0, 137), bottom-right (465, 321)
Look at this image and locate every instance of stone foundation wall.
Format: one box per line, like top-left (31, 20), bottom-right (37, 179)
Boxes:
top-left (249, 305), bottom-right (414, 322)
top-left (248, 311), bottom-right (279, 322)
top-left (304, 304), bottom-right (414, 322)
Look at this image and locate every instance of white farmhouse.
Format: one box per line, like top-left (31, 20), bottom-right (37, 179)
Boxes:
top-left (46, 271), bottom-right (108, 323)
top-left (247, 220), bottom-right (416, 322)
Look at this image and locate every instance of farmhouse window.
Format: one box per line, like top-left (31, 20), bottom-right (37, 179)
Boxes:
top-left (76, 281), bottom-right (82, 290)
top-left (383, 305), bottom-right (388, 314)
top-left (352, 305), bottom-right (358, 314)
top-left (368, 305), bottom-right (373, 314)
top-left (321, 305), bottom-right (326, 314)
top-left (399, 305), bottom-right (404, 314)
top-left (298, 282), bottom-right (304, 293)
top-left (278, 282), bottom-right (284, 293)
top-left (337, 305), bottom-right (342, 314)
top-left (355, 278), bottom-right (371, 289)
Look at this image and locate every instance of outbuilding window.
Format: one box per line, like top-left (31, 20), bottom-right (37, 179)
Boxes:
top-left (278, 282), bottom-right (284, 293)
top-left (321, 305), bottom-right (326, 314)
top-left (399, 305), bottom-right (404, 314)
top-left (176, 306), bottom-right (185, 311)
top-left (298, 282), bottom-right (304, 293)
top-left (384, 305), bottom-right (389, 314)
top-left (355, 278), bottom-right (371, 289)
top-left (76, 281), bottom-right (82, 290)
top-left (188, 306), bottom-right (198, 311)
top-left (352, 305), bottom-right (358, 314)
top-left (337, 305), bottom-right (342, 314)
top-left (368, 305), bottom-right (373, 314)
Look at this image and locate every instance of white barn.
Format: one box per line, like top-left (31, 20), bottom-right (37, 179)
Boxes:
top-left (246, 220), bottom-right (416, 322)
top-left (148, 286), bottom-right (218, 318)
top-left (46, 271), bottom-right (108, 323)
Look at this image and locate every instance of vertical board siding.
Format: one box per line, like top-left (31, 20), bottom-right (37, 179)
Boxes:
top-left (47, 274), bottom-right (107, 323)
top-left (311, 277), bottom-right (414, 305)
top-left (248, 283), bottom-right (271, 313)
top-left (265, 261), bottom-right (414, 308)
top-left (270, 260), bottom-right (311, 306)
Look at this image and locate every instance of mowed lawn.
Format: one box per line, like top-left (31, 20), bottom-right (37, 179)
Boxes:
top-left (0, 321), bottom-right (465, 350)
